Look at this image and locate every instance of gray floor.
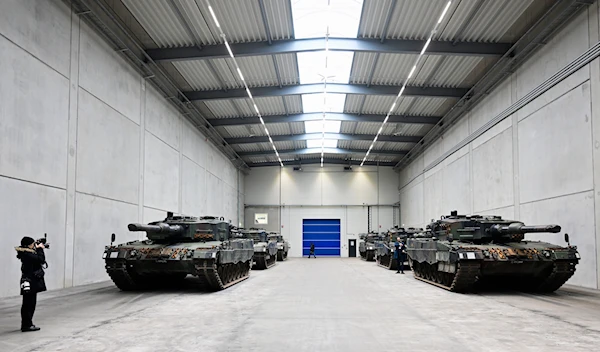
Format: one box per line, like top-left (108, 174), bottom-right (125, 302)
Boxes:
top-left (1, 258), bottom-right (600, 352)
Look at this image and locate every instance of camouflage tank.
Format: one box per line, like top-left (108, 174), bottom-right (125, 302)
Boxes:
top-left (375, 227), bottom-right (422, 270)
top-left (239, 228), bottom-right (278, 269)
top-left (268, 232), bottom-right (290, 261)
top-left (103, 213), bottom-right (254, 291)
top-left (358, 232), bottom-right (382, 261)
top-left (406, 210), bottom-right (581, 293)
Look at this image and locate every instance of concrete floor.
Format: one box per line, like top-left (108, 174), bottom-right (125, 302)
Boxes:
top-left (1, 258), bottom-right (600, 352)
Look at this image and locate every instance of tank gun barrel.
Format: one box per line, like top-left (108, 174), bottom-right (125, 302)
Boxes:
top-left (489, 223), bottom-right (561, 235)
top-left (128, 223), bottom-right (184, 234)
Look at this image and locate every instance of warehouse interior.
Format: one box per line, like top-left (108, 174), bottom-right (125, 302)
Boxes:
top-left (2, 0), bottom-right (600, 350)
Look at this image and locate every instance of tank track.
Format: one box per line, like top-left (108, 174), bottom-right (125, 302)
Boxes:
top-left (411, 260), bottom-right (480, 293)
top-left (276, 250), bottom-right (288, 261)
top-left (534, 261), bottom-right (577, 293)
top-left (376, 254), bottom-right (398, 270)
top-left (253, 254), bottom-right (277, 270)
top-left (105, 261), bottom-right (187, 291)
top-left (359, 251), bottom-right (366, 260)
top-left (194, 259), bottom-right (251, 291)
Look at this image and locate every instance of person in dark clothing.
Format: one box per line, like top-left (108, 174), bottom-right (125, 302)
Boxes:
top-left (394, 237), bottom-right (406, 274)
top-left (308, 243), bottom-right (316, 258)
top-left (15, 236), bottom-right (47, 332)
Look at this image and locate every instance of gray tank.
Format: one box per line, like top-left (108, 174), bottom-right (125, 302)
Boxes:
top-left (406, 211), bottom-right (581, 293)
top-left (375, 227), bottom-right (422, 270)
top-left (103, 213), bottom-right (254, 291)
top-left (268, 232), bottom-right (290, 261)
top-left (358, 232), bottom-right (382, 261)
top-left (239, 228), bottom-right (278, 269)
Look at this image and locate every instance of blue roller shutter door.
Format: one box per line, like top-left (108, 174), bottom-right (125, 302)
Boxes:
top-left (302, 219), bottom-right (341, 256)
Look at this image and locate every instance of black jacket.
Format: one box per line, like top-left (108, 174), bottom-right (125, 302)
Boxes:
top-left (15, 247), bottom-right (47, 294)
top-left (394, 242), bottom-right (407, 260)
top-left (310, 244), bottom-right (315, 252)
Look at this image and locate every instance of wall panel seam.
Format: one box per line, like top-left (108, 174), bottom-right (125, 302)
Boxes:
top-left (0, 32), bottom-right (70, 80)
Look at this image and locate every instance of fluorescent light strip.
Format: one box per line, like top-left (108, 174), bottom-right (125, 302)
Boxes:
top-left (438, 1), bottom-right (452, 24)
top-left (361, 1), bottom-right (452, 167)
top-left (205, 0), bottom-right (284, 166)
top-left (208, 6), bottom-right (220, 28)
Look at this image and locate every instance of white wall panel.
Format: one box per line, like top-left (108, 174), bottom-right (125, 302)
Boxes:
top-left (0, 0), bottom-right (71, 76)
top-left (76, 89), bottom-right (140, 204)
top-left (322, 171), bottom-right (377, 205)
top-left (73, 193), bottom-right (138, 285)
top-left (207, 172), bottom-right (224, 216)
top-left (206, 145), bottom-right (224, 180)
top-left (0, 177), bottom-right (66, 297)
top-left (144, 132), bottom-right (180, 211)
top-left (181, 119), bottom-right (207, 168)
top-left (469, 78), bottom-right (512, 133)
top-left (245, 167), bottom-right (280, 205)
top-left (181, 157), bottom-right (207, 216)
top-left (472, 127), bottom-right (514, 212)
top-left (79, 23), bottom-right (141, 124)
top-left (400, 181), bottom-right (424, 227)
top-left (145, 86), bottom-right (181, 150)
top-left (516, 11), bottom-right (589, 101)
top-left (346, 207), bottom-right (368, 236)
top-left (281, 169), bottom-right (322, 205)
top-left (518, 83), bottom-right (594, 204)
top-left (423, 170), bottom-right (444, 224)
top-left (0, 36), bottom-right (69, 188)
top-left (378, 168), bottom-right (399, 204)
top-left (442, 155), bottom-right (470, 215)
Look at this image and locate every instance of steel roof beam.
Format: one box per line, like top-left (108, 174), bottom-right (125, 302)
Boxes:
top-left (239, 147), bottom-right (406, 157)
top-left (147, 38), bottom-right (511, 61)
top-left (226, 133), bottom-right (421, 144)
top-left (209, 113), bottom-right (440, 126)
top-left (185, 83), bottom-right (467, 100)
top-left (249, 158), bottom-right (396, 167)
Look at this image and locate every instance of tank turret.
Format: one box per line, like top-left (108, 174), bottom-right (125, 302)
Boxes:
top-left (431, 210), bottom-right (561, 243)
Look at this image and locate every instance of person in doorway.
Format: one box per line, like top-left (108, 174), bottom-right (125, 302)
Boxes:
top-left (308, 242), bottom-right (316, 258)
top-left (15, 236), bottom-right (47, 332)
top-left (394, 237), bottom-right (406, 274)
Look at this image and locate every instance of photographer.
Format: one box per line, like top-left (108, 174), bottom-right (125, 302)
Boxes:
top-left (15, 236), bottom-right (47, 332)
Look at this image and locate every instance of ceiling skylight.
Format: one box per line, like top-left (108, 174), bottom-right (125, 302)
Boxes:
top-left (307, 139), bottom-right (338, 148)
top-left (291, 0), bottom-right (364, 39)
top-left (297, 51), bottom-right (354, 84)
top-left (302, 93), bottom-right (346, 113)
top-left (305, 120), bottom-right (341, 133)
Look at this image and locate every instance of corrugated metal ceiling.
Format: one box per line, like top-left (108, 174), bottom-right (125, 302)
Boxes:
top-left (123, 0), bottom-right (293, 47)
top-left (358, 0), bottom-right (534, 42)
top-left (350, 53), bottom-right (482, 88)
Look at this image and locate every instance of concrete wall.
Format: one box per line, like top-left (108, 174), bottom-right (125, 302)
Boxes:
top-left (0, 0), bottom-right (244, 298)
top-left (244, 165), bottom-right (399, 257)
top-left (398, 6), bottom-right (600, 290)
